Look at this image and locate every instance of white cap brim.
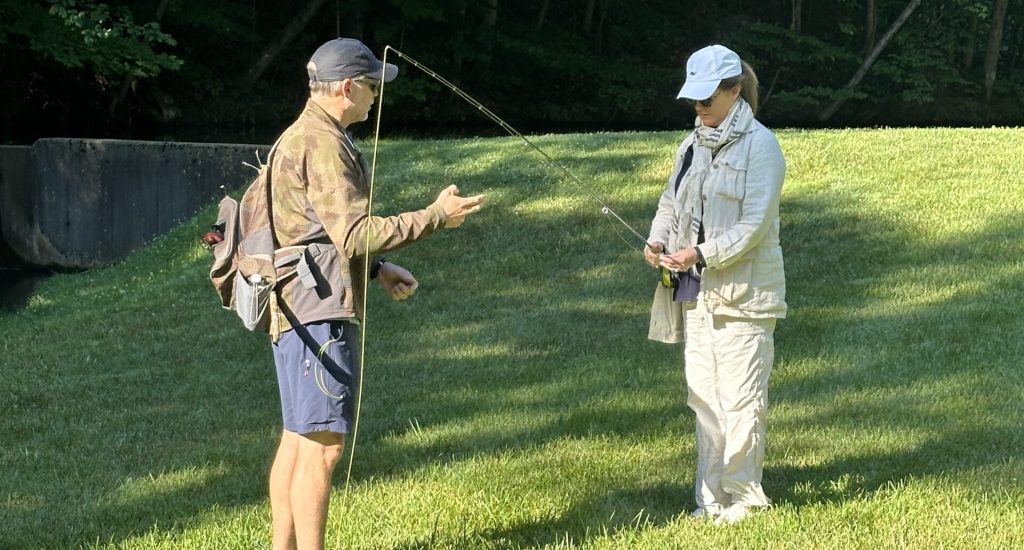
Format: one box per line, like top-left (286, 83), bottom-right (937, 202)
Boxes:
top-left (677, 79), bottom-right (721, 101)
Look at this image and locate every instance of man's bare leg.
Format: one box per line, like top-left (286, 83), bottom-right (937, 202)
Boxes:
top-left (270, 430), bottom-right (301, 550)
top-left (291, 431), bottom-right (345, 550)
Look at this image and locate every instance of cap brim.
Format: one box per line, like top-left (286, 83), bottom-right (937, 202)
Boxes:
top-left (366, 63), bottom-right (399, 82)
top-left (677, 79), bottom-right (720, 101)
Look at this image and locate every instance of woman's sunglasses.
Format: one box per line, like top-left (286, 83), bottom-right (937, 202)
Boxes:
top-left (685, 89), bottom-right (723, 108)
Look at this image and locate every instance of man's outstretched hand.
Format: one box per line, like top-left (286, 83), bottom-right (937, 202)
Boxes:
top-left (434, 184), bottom-right (486, 228)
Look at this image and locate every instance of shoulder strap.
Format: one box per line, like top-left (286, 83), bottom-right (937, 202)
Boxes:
top-left (263, 134), bottom-right (286, 249)
top-left (262, 133), bottom-right (330, 349)
top-left (674, 144), bottom-right (695, 193)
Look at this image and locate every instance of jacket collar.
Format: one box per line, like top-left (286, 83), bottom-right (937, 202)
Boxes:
top-left (303, 99), bottom-right (347, 135)
top-left (301, 98), bottom-right (364, 170)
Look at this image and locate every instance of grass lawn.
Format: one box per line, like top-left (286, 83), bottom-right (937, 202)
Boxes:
top-left (1, 127), bottom-right (1023, 548)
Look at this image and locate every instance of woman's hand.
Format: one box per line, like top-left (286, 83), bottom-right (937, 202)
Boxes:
top-left (644, 242), bottom-right (664, 268)
top-left (658, 247), bottom-right (700, 272)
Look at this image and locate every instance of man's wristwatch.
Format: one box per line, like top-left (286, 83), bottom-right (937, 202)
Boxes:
top-left (370, 256), bottom-right (388, 279)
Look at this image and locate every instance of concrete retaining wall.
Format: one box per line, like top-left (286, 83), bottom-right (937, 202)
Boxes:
top-left (0, 139), bottom-right (269, 268)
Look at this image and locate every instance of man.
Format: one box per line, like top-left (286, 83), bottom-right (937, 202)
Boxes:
top-left (265, 37), bottom-right (485, 549)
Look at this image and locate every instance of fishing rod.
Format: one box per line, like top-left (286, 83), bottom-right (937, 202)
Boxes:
top-left (384, 46), bottom-right (655, 251)
top-left (343, 46), bottom-right (661, 501)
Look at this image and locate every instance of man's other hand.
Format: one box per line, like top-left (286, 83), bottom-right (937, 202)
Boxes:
top-left (377, 262), bottom-right (418, 301)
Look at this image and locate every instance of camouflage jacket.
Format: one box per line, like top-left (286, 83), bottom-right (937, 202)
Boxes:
top-left (269, 99), bottom-right (446, 333)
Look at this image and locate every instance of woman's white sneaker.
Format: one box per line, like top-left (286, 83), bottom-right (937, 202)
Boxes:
top-left (689, 504), bottom-right (723, 520)
top-left (714, 503), bottom-right (752, 525)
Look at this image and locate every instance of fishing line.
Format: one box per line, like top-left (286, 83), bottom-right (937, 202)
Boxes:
top-left (385, 46), bottom-right (654, 251)
top-left (342, 46), bottom-right (391, 503)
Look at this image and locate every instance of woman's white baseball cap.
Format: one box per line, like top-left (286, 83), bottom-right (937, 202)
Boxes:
top-left (677, 45), bottom-right (742, 101)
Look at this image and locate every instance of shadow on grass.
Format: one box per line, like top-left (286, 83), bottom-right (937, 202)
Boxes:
top-left (356, 191), bottom-right (1023, 547)
top-left (476, 482), bottom-right (688, 549)
top-left (0, 223), bottom-right (282, 546)
top-left (0, 149), bottom-right (670, 548)
top-left (383, 483), bottom-right (688, 550)
top-left (767, 194), bottom-right (1024, 507)
top-left (2, 136), bottom-right (1022, 548)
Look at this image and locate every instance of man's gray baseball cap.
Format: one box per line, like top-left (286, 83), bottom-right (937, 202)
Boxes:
top-left (307, 38), bottom-right (398, 82)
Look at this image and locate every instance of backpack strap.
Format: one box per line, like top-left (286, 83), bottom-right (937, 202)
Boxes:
top-left (263, 134), bottom-right (351, 389)
top-left (263, 134), bottom-right (286, 249)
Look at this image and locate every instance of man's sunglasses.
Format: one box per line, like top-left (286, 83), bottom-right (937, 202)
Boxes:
top-left (354, 77), bottom-right (380, 95)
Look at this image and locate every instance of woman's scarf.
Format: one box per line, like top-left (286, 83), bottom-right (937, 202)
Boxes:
top-left (678, 97), bottom-right (756, 248)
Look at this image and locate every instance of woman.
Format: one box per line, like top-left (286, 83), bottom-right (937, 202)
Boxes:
top-left (645, 44), bottom-right (787, 525)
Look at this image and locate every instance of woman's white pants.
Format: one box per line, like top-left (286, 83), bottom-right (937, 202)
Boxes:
top-left (684, 305), bottom-right (776, 510)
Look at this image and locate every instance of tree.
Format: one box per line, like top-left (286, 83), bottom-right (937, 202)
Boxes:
top-left (984, 0), bottom-right (1010, 100)
top-left (19, 0), bottom-right (181, 80)
top-left (864, 0), bottom-right (876, 54)
top-left (963, 9), bottom-right (979, 70)
top-left (0, 0), bottom-right (182, 140)
top-left (535, 0), bottom-right (549, 29)
top-left (583, 0), bottom-right (596, 34)
top-left (594, 0), bottom-right (610, 52)
top-left (483, 0), bottom-right (498, 28)
top-left (818, 0), bottom-right (923, 121)
top-left (109, 0), bottom-right (172, 117)
top-left (240, 0), bottom-right (329, 87)
top-left (5, 0), bottom-right (1024, 141)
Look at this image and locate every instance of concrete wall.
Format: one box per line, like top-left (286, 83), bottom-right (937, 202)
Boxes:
top-left (0, 139), bottom-right (269, 268)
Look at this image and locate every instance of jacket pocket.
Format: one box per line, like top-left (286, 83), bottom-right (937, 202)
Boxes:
top-left (706, 258), bottom-right (753, 305)
top-left (707, 162), bottom-right (746, 232)
top-left (715, 160), bottom-right (746, 200)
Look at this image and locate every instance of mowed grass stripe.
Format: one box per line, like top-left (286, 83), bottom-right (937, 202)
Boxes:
top-left (0, 128), bottom-right (1021, 548)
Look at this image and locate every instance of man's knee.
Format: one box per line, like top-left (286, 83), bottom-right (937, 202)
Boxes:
top-left (300, 431), bottom-right (345, 468)
top-left (277, 430), bottom-right (301, 453)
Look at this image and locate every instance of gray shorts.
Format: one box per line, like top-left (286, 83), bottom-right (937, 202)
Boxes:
top-left (272, 320), bottom-right (359, 435)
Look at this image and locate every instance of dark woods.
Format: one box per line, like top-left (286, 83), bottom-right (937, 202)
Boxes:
top-left (1, 0), bottom-right (1021, 144)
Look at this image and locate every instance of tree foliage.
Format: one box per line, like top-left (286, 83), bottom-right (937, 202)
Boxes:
top-left (44, 0), bottom-right (181, 78)
top-left (1, 0), bottom-right (1022, 143)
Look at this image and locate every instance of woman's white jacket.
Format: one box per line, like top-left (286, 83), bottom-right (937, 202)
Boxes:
top-left (648, 121), bottom-right (787, 343)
